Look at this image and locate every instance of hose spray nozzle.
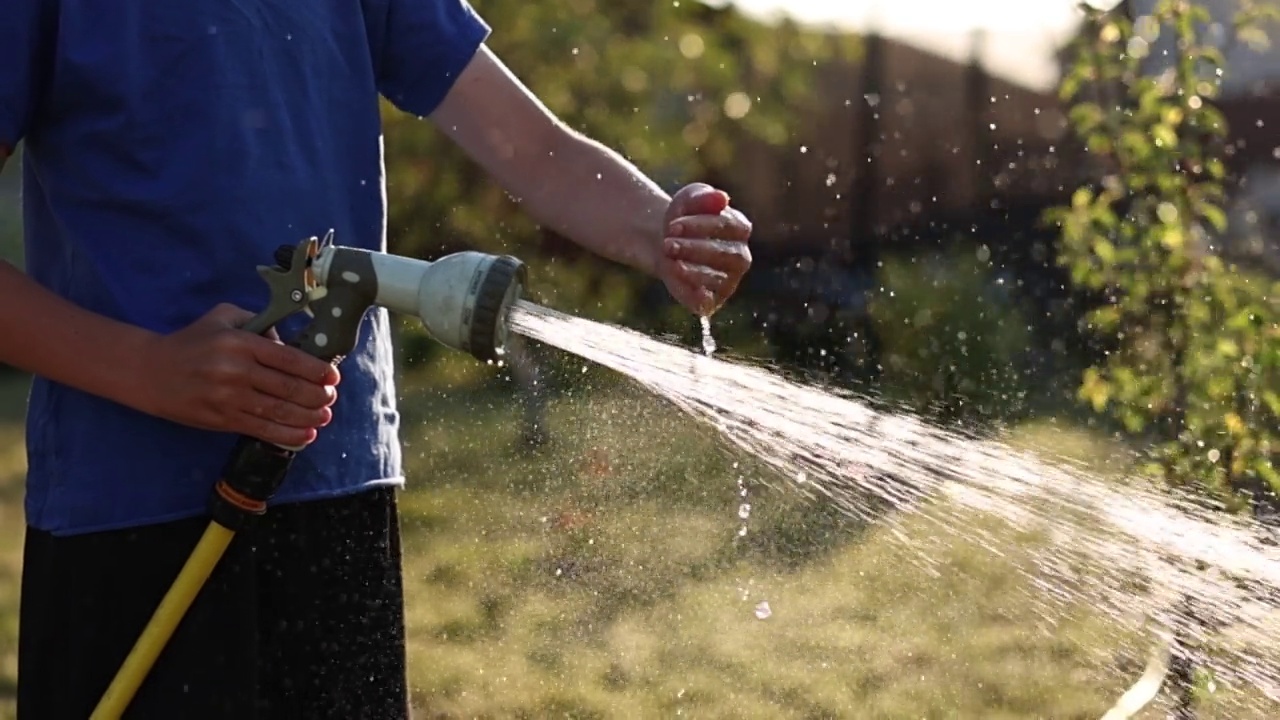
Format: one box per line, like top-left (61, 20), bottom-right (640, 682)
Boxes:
top-left (312, 245), bottom-right (527, 362)
top-left (246, 233), bottom-right (527, 364)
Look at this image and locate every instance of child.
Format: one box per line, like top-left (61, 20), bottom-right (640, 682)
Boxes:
top-left (0, 0), bottom-right (752, 716)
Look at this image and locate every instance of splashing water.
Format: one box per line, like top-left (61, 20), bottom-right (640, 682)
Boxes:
top-left (507, 300), bottom-right (1280, 708)
top-left (700, 315), bottom-right (760, 614)
top-left (699, 315), bottom-right (717, 357)
top-left (754, 601), bottom-right (772, 620)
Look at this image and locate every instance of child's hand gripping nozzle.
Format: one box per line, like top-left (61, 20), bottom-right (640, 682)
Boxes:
top-left (90, 232), bottom-right (527, 720)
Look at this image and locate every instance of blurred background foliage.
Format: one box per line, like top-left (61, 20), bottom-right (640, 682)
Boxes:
top-left (1049, 0), bottom-right (1280, 514)
top-left (869, 246), bottom-right (1035, 427)
top-left (0, 149), bottom-right (19, 272)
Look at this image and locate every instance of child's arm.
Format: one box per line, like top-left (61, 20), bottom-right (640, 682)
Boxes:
top-left (0, 259), bottom-right (157, 410)
top-left (0, 260), bottom-right (340, 448)
top-left (427, 45), bottom-right (753, 317)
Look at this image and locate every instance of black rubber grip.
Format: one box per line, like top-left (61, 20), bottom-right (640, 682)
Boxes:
top-left (208, 436), bottom-right (296, 531)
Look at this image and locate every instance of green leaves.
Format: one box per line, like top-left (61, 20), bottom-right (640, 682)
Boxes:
top-left (1069, 103), bottom-right (1106, 135)
top-left (1150, 122), bottom-right (1178, 149)
top-left (1079, 366), bottom-right (1111, 413)
top-left (1048, 0), bottom-right (1280, 510)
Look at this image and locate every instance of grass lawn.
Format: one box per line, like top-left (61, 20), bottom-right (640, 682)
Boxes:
top-left (0, 368), bottom-right (1274, 718)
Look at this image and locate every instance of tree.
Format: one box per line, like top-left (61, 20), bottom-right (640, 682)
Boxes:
top-left (1049, 0), bottom-right (1280, 516)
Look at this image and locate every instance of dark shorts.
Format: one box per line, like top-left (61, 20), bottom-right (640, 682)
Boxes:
top-left (17, 487), bottom-right (409, 720)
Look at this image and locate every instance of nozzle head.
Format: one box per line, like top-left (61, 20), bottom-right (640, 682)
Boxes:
top-left (381, 249), bottom-right (528, 363)
top-left (468, 255), bottom-right (526, 362)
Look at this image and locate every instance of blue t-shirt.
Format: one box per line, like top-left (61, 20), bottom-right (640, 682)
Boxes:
top-left (1, 0), bottom-right (491, 536)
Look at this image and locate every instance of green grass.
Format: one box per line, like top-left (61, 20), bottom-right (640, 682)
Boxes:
top-left (0, 370), bottom-right (1275, 718)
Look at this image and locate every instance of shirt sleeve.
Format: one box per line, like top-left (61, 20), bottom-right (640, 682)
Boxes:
top-left (0, 0), bottom-right (54, 154)
top-left (369, 0), bottom-right (492, 119)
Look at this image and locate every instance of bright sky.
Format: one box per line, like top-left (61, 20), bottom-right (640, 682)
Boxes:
top-left (703, 0), bottom-right (1122, 91)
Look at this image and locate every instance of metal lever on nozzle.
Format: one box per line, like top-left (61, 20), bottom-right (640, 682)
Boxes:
top-left (239, 234), bottom-right (321, 337)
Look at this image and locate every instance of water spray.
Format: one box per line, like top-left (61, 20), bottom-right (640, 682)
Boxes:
top-left (90, 231), bottom-right (527, 719)
top-left (507, 301), bottom-right (1280, 712)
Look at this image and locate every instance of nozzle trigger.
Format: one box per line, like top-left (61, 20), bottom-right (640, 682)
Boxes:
top-left (241, 237), bottom-right (319, 336)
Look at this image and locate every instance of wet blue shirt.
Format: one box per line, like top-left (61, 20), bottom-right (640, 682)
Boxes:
top-left (1, 0), bottom-right (491, 536)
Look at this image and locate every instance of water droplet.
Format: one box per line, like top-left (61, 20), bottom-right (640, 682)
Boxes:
top-left (724, 92), bottom-right (752, 119)
top-left (678, 33), bottom-right (704, 59)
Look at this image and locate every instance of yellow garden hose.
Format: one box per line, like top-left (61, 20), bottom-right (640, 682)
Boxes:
top-left (89, 522), bottom-right (237, 719)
